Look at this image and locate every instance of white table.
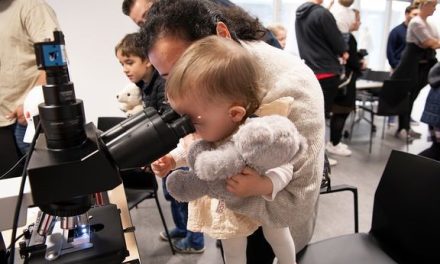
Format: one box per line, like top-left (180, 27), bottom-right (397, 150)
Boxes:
top-left (356, 79), bottom-right (383, 90)
top-left (1, 183), bottom-right (140, 263)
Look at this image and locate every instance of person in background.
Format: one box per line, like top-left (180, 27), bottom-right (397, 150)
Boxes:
top-left (142, 0), bottom-right (324, 262)
top-left (420, 62), bottom-right (440, 161)
top-left (392, 0), bottom-right (439, 141)
top-left (329, 0), bottom-right (355, 44)
top-left (0, 0), bottom-right (59, 176)
top-left (212, 0), bottom-right (282, 49)
top-left (387, 5), bottom-right (420, 71)
top-left (267, 24), bottom-right (287, 49)
top-left (386, 5), bottom-right (420, 127)
top-left (331, 9), bottom-right (364, 151)
top-left (295, 0), bottom-right (349, 166)
top-left (122, 0), bottom-right (155, 26)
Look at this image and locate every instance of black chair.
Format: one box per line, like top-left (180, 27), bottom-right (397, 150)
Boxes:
top-left (358, 79), bottom-right (412, 153)
top-left (346, 70), bottom-right (389, 141)
top-left (359, 69), bottom-right (390, 83)
top-left (0, 126), bottom-right (23, 178)
top-left (97, 116), bottom-right (175, 255)
top-left (298, 150), bottom-right (440, 264)
top-left (320, 154), bottom-right (359, 233)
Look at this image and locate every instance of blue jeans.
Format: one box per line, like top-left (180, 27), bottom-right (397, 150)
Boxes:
top-left (14, 123), bottom-right (29, 155)
top-left (162, 173), bottom-right (204, 249)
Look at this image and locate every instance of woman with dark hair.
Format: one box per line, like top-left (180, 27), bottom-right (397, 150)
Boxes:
top-left (141, 0), bottom-right (325, 262)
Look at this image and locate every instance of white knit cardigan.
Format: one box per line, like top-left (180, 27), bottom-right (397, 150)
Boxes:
top-left (179, 40), bottom-right (325, 252)
top-left (229, 41), bottom-right (325, 252)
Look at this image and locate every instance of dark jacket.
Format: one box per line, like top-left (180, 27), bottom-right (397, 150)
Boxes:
top-left (386, 23), bottom-right (407, 69)
top-left (295, 2), bottom-right (346, 75)
top-left (136, 69), bottom-right (170, 113)
top-left (333, 33), bottom-right (362, 111)
top-left (391, 43), bottom-right (437, 93)
top-left (421, 62), bottom-right (440, 127)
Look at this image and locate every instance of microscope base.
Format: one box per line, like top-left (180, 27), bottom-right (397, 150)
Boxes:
top-left (27, 204), bottom-right (128, 264)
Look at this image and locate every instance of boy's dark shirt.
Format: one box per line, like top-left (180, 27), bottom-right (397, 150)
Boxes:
top-left (136, 69), bottom-right (170, 113)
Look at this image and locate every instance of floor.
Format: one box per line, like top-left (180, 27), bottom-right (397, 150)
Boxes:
top-left (128, 88), bottom-right (432, 264)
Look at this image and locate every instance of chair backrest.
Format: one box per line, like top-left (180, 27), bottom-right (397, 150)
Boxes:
top-left (370, 150), bottom-right (440, 263)
top-left (376, 79), bottom-right (411, 116)
top-left (96, 117), bottom-right (126, 132)
top-left (360, 69), bottom-right (390, 82)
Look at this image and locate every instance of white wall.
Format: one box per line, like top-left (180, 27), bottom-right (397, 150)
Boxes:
top-left (46, 0), bottom-right (138, 123)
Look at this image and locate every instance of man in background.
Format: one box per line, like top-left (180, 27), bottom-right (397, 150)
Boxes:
top-left (122, 0), bottom-right (155, 26)
top-left (295, 0), bottom-right (348, 166)
top-left (387, 5), bottom-right (420, 71)
top-left (0, 0), bottom-right (59, 177)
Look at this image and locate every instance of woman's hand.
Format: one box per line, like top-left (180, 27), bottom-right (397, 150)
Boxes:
top-left (226, 167), bottom-right (273, 197)
top-left (151, 154), bottom-right (176, 177)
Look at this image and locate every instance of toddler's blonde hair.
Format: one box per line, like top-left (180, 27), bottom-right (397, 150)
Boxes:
top-left (166, 36), bottom-right (263, 116)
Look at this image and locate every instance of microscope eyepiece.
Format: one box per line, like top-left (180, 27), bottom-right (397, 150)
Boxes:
top-left (100, 107), bottom-right (195, 170)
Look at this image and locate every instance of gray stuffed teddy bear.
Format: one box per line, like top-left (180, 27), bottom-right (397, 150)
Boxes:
top-left (166, 115), bottom-right (307, 205)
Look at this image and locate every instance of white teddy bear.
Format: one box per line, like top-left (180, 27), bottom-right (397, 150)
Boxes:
top-left (116, 83), bottom-right (144, 117)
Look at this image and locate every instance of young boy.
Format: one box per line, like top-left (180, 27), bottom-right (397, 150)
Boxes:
top-left (115, 33), bottom-right (205, 253)
top-left (115, 33), bottom-right (168, 113)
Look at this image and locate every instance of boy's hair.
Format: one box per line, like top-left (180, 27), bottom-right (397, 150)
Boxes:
top-left (115, 33), bottom-right (147, 59)
top-left (338, 0), bottom-right (354, 8)
top-left (139, 0), bottom-right (266, 52)
top-left (166, 36), bottom-right (263, 116)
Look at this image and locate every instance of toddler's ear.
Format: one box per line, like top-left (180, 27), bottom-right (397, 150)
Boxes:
top-left (228, 106), bottom-right (246, 122)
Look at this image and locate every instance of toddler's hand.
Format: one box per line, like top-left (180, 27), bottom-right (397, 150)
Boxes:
top-left (151, 154), bottom-right (176, 177)
top-left (226, 167), bottom-right (273, 197)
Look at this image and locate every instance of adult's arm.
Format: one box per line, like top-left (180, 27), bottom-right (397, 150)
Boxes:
top-left (409, 19), bottom-right (440, 50)
top-left (422, 38), bottom-right (440, 50)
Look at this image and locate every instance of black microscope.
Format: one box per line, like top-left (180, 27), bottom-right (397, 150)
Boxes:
top-left (11, 31), bottom-right (194, 263)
